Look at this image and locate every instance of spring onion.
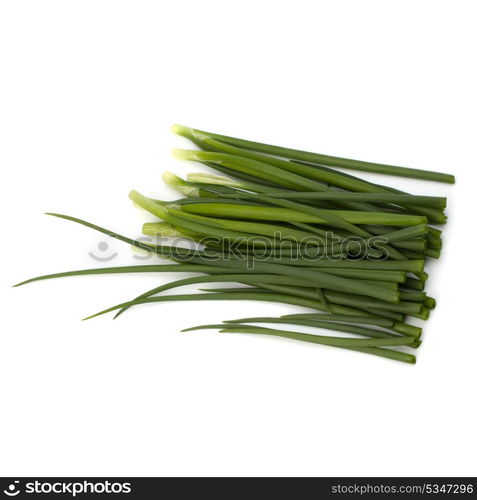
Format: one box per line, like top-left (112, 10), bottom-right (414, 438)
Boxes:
top-left (15, 124), bottom-right (454, 364)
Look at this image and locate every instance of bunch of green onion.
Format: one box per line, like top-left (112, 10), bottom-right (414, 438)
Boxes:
top-left (15, 125), bottom-right (455, 364)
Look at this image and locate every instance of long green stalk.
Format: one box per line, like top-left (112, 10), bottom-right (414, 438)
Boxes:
top-left (315, 268), bottom-right (407, 282)
top-left (280, 313), bottom-right (394, 327)
top-left (257, 258), bottom-right (424, 273)
top-left (202, 283), bottom-right (419, 315)
top-left (182, 324), bottom-right (416, 363)
top-left (83, 291), bottom-right (379, 320)
top-left (282, 313), bottom-right (420, 337)
top-left (254, 191), bottom-right (446, 209)
top-left (223, 317), bottom-right (399, 339)
top-left (223, 317), bottom-right (421, 346)
top-left (14, 264), bottom-right (244, 287)
top-left (173, 124), bottom-right (454, 183)
top-left (182, 324), bottom-right (415, 347)
top-left (179, 202), bottom-right (427, 226)
top-left (111, 273), bottom-right (390, 318)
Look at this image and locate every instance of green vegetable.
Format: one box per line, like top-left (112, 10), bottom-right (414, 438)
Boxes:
top-left (15, 124), bottom-right (454, 364)
top-left (250, 191), bottom-right (446, 209)
top-left (182, 323), bottom-right (416, 363)
top-left (173, 124), bottom-right (454, 183)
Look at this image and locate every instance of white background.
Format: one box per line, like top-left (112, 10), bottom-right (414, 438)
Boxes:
top-left (1, 0), bottom-right (476, 477)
